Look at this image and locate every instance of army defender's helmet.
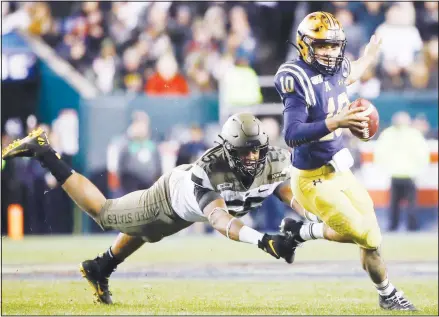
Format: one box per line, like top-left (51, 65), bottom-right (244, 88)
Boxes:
top-left (219, 113), bottom-right (269, 180)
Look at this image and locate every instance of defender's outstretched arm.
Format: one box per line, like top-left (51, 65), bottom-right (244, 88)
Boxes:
top-left (203, 198), bottom-right (297, 263)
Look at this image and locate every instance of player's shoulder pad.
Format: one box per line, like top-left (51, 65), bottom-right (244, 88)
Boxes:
top-left (191, 164), bottom-right (214, 190)
top-left (274, 61), bottom-right (317, 107)
top-left (195, 146), bottom-right (224, 171)
top-left (192, 146), bottom-right (225, 190)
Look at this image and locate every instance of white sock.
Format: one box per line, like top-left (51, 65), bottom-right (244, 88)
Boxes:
top-left (304, 210), bottom-right (322, 223)
top-left (299, 223), bottom-right (325, 241)
top-left (238, 226), bottom-right (264, 245)
top-left (375, 278), bottom-right (396, 297)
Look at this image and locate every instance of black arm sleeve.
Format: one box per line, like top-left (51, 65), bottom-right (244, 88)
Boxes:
top-left (191, 173), bottom-right (222, 212)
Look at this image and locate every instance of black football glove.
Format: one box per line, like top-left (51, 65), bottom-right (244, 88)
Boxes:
top-left (258, 233), bottom-right (297, 264)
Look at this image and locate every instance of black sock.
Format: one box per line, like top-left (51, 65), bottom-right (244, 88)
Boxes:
top-left (102, 247), bottom-right (123, 268)
top-left (38, 149), bottom-right (73, 184)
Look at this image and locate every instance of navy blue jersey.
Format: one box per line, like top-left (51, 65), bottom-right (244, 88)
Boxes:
top-left (274, 58), bottom-right (351, 170)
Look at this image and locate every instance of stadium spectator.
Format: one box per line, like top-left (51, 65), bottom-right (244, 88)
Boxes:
top-left (334, 8), bottom-right (367, 60)
top-left (412, 113), bottom-right (434, 139)
top-left (184, 17), bottom-right (221, 92)
top-left (416, 1), bottom-right (438, 41)
top-left (424, 37), bottom-right (438, 89)
top-left (409, 58), bottom-right (430, 90)
top-left (352, 2), bottom-right (387, 39)
top-left (145, 53), bottom-right (189, 96)
top-left (92, 39), bottom-right (119, 94)
top-left (175, 125), bottom-right (208, 166)
top-left (117, 46), bottom-right (143, 92)
top-left (79, 2), bottom-right (106, 59)
top-left (27, 2), bottom-right (54, 36)
top-left (138, 3), bottom-right (173, 63)
top-left (116, 111), bottom-right (162, 194)
top-left (375, 3), bottom-right (423, 89)
top-left (167, 5), bottom-right (193, 66)
top-left (374, 111), bottom-right (430, 231)
top-left (228, 5), bottom-right (257, 66)
top-left (106, 3), bottom-right (137, 51)
top-left (222, 53), bottom-right (262, 107)
top-left (2, 2), bottom-right (32, 35)
top-left (260, 117), bottom-right (287, 149)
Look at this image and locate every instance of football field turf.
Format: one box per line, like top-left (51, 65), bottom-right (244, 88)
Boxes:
top-left (2, 232), bottom-right (438, 315)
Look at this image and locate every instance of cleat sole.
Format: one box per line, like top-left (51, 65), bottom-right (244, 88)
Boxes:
top-left (79, 264), bottom-right (103, 304)
top-left (79, 263), bottom-right (112, 305)
top-left (1, 128), bottom-right (47, 159)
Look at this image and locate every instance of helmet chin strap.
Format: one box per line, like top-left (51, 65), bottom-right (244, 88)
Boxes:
top-left (286, 40), bottom-right (301, 53)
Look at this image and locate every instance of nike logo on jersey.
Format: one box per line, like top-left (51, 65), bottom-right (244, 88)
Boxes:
top-left (258, 188), bottom-right (269, 193)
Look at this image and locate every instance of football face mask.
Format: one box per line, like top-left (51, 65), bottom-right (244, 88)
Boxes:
top-left (226, 143), bottom-right (269, 178)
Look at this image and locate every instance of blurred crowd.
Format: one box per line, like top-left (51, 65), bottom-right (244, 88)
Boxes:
top-left (1, 113), bottom-right (77, 235)
top-left (2, 1), bottom-right (438, 98)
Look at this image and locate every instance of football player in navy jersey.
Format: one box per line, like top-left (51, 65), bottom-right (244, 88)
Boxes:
top-left (275, 12), bottom-right (416, 311)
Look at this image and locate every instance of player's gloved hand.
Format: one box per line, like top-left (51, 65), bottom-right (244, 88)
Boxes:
top-left (258, 233), bottom-right (297, 264)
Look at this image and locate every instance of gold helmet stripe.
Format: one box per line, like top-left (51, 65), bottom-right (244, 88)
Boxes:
top-left (327, 12), bottom-right (339, 28)
top-left (320, 11), bottom-right (334, 28)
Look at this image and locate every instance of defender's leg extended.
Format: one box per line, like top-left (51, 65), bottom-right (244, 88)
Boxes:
top-left (2, 128), bottom-right (106, 220)
top-left (80, 233), bottom-right (145, 305)
top-left (2, 129), bottom-right (146, 304)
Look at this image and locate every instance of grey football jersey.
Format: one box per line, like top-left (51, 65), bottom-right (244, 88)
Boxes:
top-left (190, 145), bottom-right (291, 217)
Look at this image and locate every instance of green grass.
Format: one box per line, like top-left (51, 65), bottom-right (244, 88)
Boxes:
top-left (2, 279), bottom-right (437, 315)
top-left (1, 233), bottom-right (438, 315)
top-left (2, 232), bottom-right (438, 264)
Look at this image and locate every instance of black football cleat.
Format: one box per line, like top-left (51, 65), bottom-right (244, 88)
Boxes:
top-left (1, 127), bottom-right (54, 160)
top-left (280, 218), bottom-right (305, 264)
top-left (283, 235), bottom-right (301, 264)
top-left (379, 290), bottom-right (417, 311)
top-left (80, 256), bottom-right (115, 305)
top-left (280, 218), bottom-right (305, 242)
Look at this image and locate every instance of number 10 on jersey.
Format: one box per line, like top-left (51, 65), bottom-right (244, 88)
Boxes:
top-left (320, 92), bottom-right (350, 141)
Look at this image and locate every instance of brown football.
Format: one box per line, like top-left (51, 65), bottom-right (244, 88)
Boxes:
top-left (348, 98), bottom-right (380, 141)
